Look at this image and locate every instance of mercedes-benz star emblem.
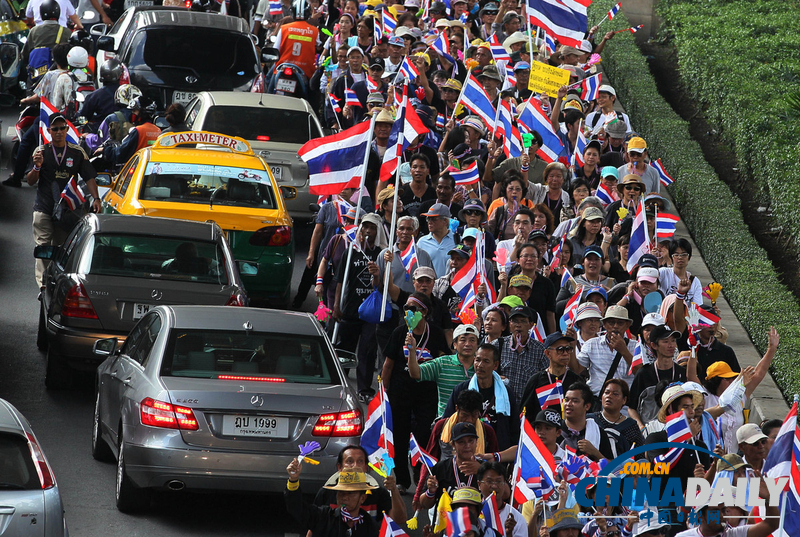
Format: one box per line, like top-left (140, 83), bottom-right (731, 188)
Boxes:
top-left (185, 75), bottom-right (198, 84)
top-left (250, 395), bottom-right (264, 407)
top-left (151, 289), bottom-right (163, 300)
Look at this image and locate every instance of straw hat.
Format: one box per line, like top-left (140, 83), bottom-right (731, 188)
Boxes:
top-left (323, 470), bottom-right (379, 491)
top-left (657, 384), bottom-right (704, 423)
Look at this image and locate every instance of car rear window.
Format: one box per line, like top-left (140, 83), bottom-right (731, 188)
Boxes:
top-left (127, 28), bottom-right (257, 78)
top-left (0, 433), bottom-right (39, 490)
top-left (80, 234), bottom-right (230, 285)
top-left (201, 106), bottom-right (323, 145)
top-left (160, 330), bottom-right (336, 384)
top-left (139, 162), bottom-right (277, 209)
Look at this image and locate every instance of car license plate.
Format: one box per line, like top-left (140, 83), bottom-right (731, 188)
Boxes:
top-left (270, 166), bottom-right (282, 181)
top-left (173, 91), bottom-right (196, 105)
top-left (275, 79), bottom-right (297, 93)
top-left (222, 415), bottom-right (289, 438)
top-left (125, 0), bottom-right (152, 7)
top-left (133, 303), bottom-right (151, 320)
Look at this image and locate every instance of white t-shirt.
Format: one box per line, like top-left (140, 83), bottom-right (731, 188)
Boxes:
top-left (499, 503), bottom-right (528, 537)
top-left (585, 110), bottom-right (632, 134)
top-left (27, 0), bottom-right (75, 28)
top-left (675, 523), bottom-right (750, 537)
top-left (658, 268), bottom-right (703, 305)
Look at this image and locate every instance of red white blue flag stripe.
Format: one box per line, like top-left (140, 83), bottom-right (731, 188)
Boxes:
top-left (489, 33), bottom-right (511, 63)
top-left (269, 0), bottom-right (282, 15)
top-left (571, 125), bottom-right (587, 167)
top-left (60, 177), bottom-right (85, 211)
top-left (451, 161), bottom-right (480, 186)
top-left (763, 401), bottom-right (800, 535)
top-left (560, 285), bottom-right (583, 328)
top-left (607, 2), bottom-right (621, 19)
top-left (656, 212), bottom-right (679, 238)
top-left (580, 73), bottom-right (602, 102)
top-left (345, 86), bottom-right (362, 107)
top-left (39, 97), bottom-right (80, 145)
top-left (361, 382), bottom-right (395, 465)
top-left (409, 433), bottom-right (437, 469)
top-left (629, 24), bottom-right (644, 33)
top-left (398, 56), bottom-right (420, 81)
top-left (525, 0), bottom-right (591, 48)
top-left (497, 100), bottom-right (523, 158)
top-left (516, 415), bottom-right (557, 499)
top-left (461, 73), bottom-right (497, 133)
top-left (379, 514), bottom-right (409, 537)
top-left (447, 507), bottom-right (473, 537)
top-left (517, 97), bottom-right (564, 162)
top-left (451, 244), bottom-right (478, 298)
top-left (382, 10), bottom-right (397, 34)
top-left (298, 120), bottom-right (372, 196)
top-left (628, 337), bottom-right (644, 375)
top-left (536, 380), bottom-right (563, 409)
top-left (651, 158), bottom-right (674, 186)
top-left (380, 84), bottom-right (429, 182)
top-left (626, 198), bottom-right (650, 272)
top-left (481, 493), bottom-right (504, 536)
top-left (595, 182), bottom-right (615, 207)
top-left (328, 94), bottom-right (341, 114)
top-left (399, 237), bottom-right (419, 276)
top-left (665, 410), bottom-right (693, 443)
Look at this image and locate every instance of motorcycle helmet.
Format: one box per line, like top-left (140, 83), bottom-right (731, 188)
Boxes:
top-left (100, 58), bottom-right (124, 84)
top-left (128, 95), bottom-right (157, 114)
top-left (39, 0), bottom-right (61, 21)
top-left (67, 47), bottom-right (89, 69)
top-left (70, 29), bottom-right (94, 55)
top-left (114, 84), bottom-right (142, 107)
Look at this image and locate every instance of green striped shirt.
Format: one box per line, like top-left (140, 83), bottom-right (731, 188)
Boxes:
top-left (418, 354), bottom-right (475, 416)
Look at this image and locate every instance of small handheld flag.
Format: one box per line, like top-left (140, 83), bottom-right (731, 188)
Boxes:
top-left (269, 0), bottom-right (282, 16)
top-left (60, 177), bottom-right (85, 211)
top-left (480, 493), bottom-right (504, 536)
top-left (345, 86), bottom-right (362, 107)
top-left (656, 212), bottom-right (679, 238)
top-left (627, 337), bottom-right (644, 375)
top-left (607, 2), bottom-right (621, 19)
top-left (665, 410), bottom-right (693, 443)
top-left (580, 73), bottom-right (602, 102)
top-left (328, 94), bottom-right (342, 114)
top-left (450, 162), bottom-right (480, 185)
top-left (409, 433), bottom-right (438, 470)
top-left (651, 158), bottom-right (674, 186)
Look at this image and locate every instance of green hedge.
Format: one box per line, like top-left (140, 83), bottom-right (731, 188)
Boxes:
top-left (586, 0), bottom-right (800, 399)
top-left (655, 0), bottom-right (800, 264)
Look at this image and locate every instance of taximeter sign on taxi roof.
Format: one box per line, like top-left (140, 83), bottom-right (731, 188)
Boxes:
top-left (155, 131), bottom-right (252, 153)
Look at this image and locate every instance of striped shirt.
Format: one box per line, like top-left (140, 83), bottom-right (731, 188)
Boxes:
top-left (576, 335), bottom-right (637, 396)
top-left (499, 336), bottom-right (547, 407)
top-left (418, 354), bottom-right (475, 417)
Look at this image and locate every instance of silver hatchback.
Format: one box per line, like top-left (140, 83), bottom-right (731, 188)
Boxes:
top-left (92, 305), bottom-right (362, 512)
top-left (0, 399), bottom-right (69, 536)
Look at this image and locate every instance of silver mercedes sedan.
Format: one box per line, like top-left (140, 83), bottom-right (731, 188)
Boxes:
top-left (0, 398), bottom-right (69, 536)
top-left (91, 305), bottom-right (361, 512)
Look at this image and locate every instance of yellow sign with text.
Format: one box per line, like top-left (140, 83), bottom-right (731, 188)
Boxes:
top-left (527, 62), bottom-right (571, 97)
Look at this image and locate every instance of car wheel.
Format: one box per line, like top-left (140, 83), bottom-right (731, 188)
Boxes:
top-left (115, 437), bottom-right (150, 512)
top-left (45, 346), bottom-right (72, 390)
top-left (37, 301), bottom-right (48, 352)
top-left (91, 393), bottom-right (114, 462)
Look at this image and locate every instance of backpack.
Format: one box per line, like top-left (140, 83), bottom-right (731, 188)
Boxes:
top-left (636, 385), bottom-right (660, 424)
top-left (108, 111), bottom-right (135, 143)
top-left (27, 47), bottom-right (53, 87)
top-left (587, 110), bottom-right (624, 130)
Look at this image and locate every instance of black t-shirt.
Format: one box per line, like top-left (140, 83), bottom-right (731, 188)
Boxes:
top-left (34, 142), bottom-right (97, 215)
top-left (397, 289), bottom-right (453, 332)
top-left (559, 420), bottom-right (614, 461)
top-left (313, 485), bottom-right (392, 522)
top-left (520, 369), bottom-right (583, 420)
top-left (334, 244), bottom-right (381, 320)
top-left (400, 183), bottom-right (436, 218)
top-left (384, 323), bottom-right (450, 397)
top-left (430, 456), bottom-right (480, 503)
top-left (628, 362), bottom-right (687, 412)
top-left (676, 334), bottom-right (740, 380)
top-left (588, 412), bottom-right (644, 451)
top-left (526, 275), bottom-right (556, 333)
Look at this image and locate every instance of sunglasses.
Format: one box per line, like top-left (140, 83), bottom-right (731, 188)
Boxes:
top-left (464, 210), bottom-right (483, 216)
top-left (623, 185), bottom-right (642, 191)
top-left (549, 345), bottom-right (572, 354)
top-left (50, 125), bottom-right (68, 132)
top-left (403, 305), bottom-right (426, 313)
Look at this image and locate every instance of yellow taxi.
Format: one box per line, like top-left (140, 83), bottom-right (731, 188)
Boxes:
top-left (101, 131), bottom-right (296, 306)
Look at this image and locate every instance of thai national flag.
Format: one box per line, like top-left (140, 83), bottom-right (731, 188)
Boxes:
top-left (571, 126), bottom-right (588, 167)
top-left (530, 315), bottom-right (547, 343)
top-left (656, 212), bottom-right (680, 238)
top-left (450, 245), bottom-right (478, 298)
top-left (459, 283), bottom-right (478, 315)
top-left (361, 381), bottom-right (395, 465)
top-left (607, 2), bottom-right (621, 19)
top-left (595, 182), bottom-right (615, 207)
top-left (269, 0), bottom-right (282, 16)
top-left (451, 161), bottom-right (480, 186)
top-left (488, 33), bottom-right (511, 63)
top-left (559, 285), bottom-right (583, 328)
top-left (627, 337), bottom-right (644, 375)
top-left (651, 158), bottom-right (674, 186)
top-left (382, 10), bottom-right (397, 35)
top-left (458, 11), bottom-right (468, 24)
top-left (344, 224), bottom-right (361, 251)
top-left (517, 98), bottom-right (564, 162)
top-left (665, 410), bottom-right (693, 443)
top-left (497, 100), bottom-right (523, 158)
top-left (399, 237), bottom-right (419, 276)
top-left (446, 507), bottom-right (473, 537)
top-left (380, 84), bottom-right (429, 182)
top-left (626, 198), bottom-right (651, 272)
top-left (536, 380), bottom-right (563, 409)
top-left (481, 493), bottom-right (504, 536)
top-left (695, 304), bottom-right (721, 326)
top-left (398, 56), bottom-right (420, 81)
top-left (328, 94), bottom-right (342, 114)
top-left (299, 120), bottom-right (373, 196)
top-left (654, 446), bottom-right (685, 466)
top-left (334, 198), bottom-right (352, 226)
top-left (366, 77), bottom-right (379, 92)
top-left (374, 16), bottom-right (383, 43)
top-left (430, 32), bottom-right (450, 57)
top-left (544, 33), bottom-right (556, 55)
top-left (514, 415), bottom-right (557, 500)
top-left (557, 456), bottom-right (592, 487)
top-left (560, 268), bottom-right (573, 288)
top-left (379, 514), bottom-right (409, 537)
top-left (549, 237), bottom-right (564, 270)
top-left (39, 97), bottom-right (80, 145)
top-left (629, 24), bottom-right (644, 33)
top-left (345, 86), bottom-right (362, 107)
top-left (763, 401), bottom-right (800, 536)
top-left (409, 433), bottom-right (438, 469)
top-left (436, 113), bottom-right (446, 129)
top-left (60, 177), bottom-right (85, 211)
top-left (461, 73), bottom-right (497, 134)
top-left (580, 73), bottom-right (602, 102)
top-left (525, 0), bottom-right (591, 48)
top-left (501, 63), bottom-right (517, 92)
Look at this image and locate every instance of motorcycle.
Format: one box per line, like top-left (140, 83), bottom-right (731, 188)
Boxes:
top-left (265, 61), bottom-right (310, 99)
top-left (10, 105), bottom-right (38, 169)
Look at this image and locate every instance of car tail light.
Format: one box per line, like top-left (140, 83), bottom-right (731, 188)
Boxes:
top-left (184, 0), bottom-right (191, 6)
top-left (312, 409), bottom-right (362, 437)
top-left (218, 375), bottom-right (285, 382)
top-left (249, 226), bottom-right (292, 247)
top-left (225, 292), bottom-right (247, 306)
top-left (283, 67), bottom-right (293, 77)
top-left (26, 432), bottom-right (55, 489)
top-left (62, 283), bottom-right (98, 319)
top-left (140, 397), bottom-right (199, 430)
top-left (256, 135), bottom-right (270, 141)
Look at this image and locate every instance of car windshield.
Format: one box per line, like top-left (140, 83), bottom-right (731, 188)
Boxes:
top-left (201, 106), bottom-right (323, 144)
top-left (160, 330), bottom-right (335, 384)
top-left (139, 162), bottom-right (277, 209)
top-left (0, 433), bottom-right (39, 490)
top-left (127, 28), bottom-right (258, 77)
top-left (80, 234), bottom-right (230, 285)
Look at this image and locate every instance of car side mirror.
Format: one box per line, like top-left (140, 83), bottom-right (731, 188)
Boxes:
top-left (261, 47), bottom-right (279, 63)
top-left (89, 22), bottom-right (108, 37)
top-left (336, 349), bottom-right (357, 369)
top-left (96, 35), bottom-right (115, 52)
top-left (280, 186), bottom-right (297, 200)
top-left (95, 172), bottom-right (113, 186)
top-left (34, 245), bottom-right (59, 259)
top-left (93, 337), bottom-right (118, 357)
top-left (0, 42), bottom-right (19, 81)
top-left (308, 203), bottom-right (320, 213)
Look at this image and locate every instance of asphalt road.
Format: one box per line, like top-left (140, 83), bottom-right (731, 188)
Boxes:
top-left (0, 105), bottom-right (382, 536)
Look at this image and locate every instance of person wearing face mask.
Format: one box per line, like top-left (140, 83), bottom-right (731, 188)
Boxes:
top-left (617, 137), bottom-right (660, 194)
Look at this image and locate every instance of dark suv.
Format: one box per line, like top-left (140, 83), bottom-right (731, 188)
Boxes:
top-left (96, 7), bottom-right (260, 110)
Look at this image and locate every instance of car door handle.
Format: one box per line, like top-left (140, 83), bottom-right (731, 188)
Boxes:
top-left (111, 371), bottom-right (132, 385)
top-left (0, 507), bottom-right (15, 515)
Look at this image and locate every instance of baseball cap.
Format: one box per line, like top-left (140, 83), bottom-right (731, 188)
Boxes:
top-left (422, 202), bottom-right (451, 218)
top-left (452, 422), bottom-right (478, 441)
top-left (706, 361), bottom-right (739, 380)
top-left (388, 36), bottom-right (405, 47)
top-left (637, 267), bottom-right (659, 283)
top-left (509, 305), bottom-right (535, 320)
top-left (461, 228), bottom-right (481, 241)
top-left (49, 112), bottom-right (68, 125)
top-left (585, 286), bottom-right (608, 301)
top-left (600, 166), bottom-right (619, 179)
top-left (369, 57), bottom-right (386, 70)
top-left (366, 92), bottom-right (384, 104)
top-left (345, 206), bottom-right (366, 220)
top-left (641, 312), bottom-right (666, 328)
top-left (509, 274), bottom-right (532, 288)
top-left (453, 323), bottom-right (480, 340)
top-left (598, 84), bottom-right (616, 97)
top-left (534, 409), bottom-right (562, 428)
top-left (413, 266), bottom-right (436, 280)
top-left (648, 324), bottom-right (681, 342)
top-left (451, 487), bottom-right (482, 506)
top-left (716, 453), bottom-right (751, 472)
top-left (448, 244), bottom-right (471, 258)
top-left (627, 137), bottom-right (648, 153)
top-left (543, 332), bottom-right (575, 349)
top-left (500, 295), bottom-right (524, 309)
top-left (736, 423), bottom-right (768, 445)
top-left (528, 230), bottom-right (548, 242)
top-left (584, 245), bottom-right (603, 258)
top-left (347, 46), bottom-right (364, 57)
top-left (637, 254), bottom-right (659, 269)
top-left (513, 61), bottom-right (531, 71)
top-left (582, 206), bottom-right (604, 221)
